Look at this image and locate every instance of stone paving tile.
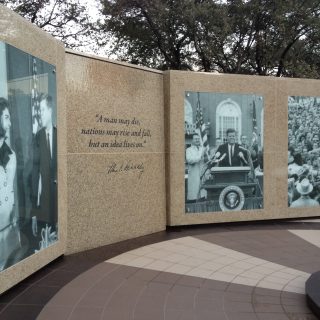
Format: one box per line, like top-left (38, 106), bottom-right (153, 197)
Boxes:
top-left (124, 256), bottom-right (155, 268)
top-left (152, 271), bottom-right (181, 284)
top-left (165, 264), bottom-right (193, 274)
top-left (232, 276), bottom-right (260, 286)
top-left (202, 278), bottom-right (229, 290)
top-left (224, 301), bottom-right (255, 313)
top-left (64, 262), bottom-right (119, 289)
top-left (253, 287), bottom-right (282, 297)
top-left (101, 305), bottom-right (132, 320)
top-left (133, 295), bottom-right (166, 320)
top-left (253, 294), bottom-right (281, 305)
top-left (283, 303), bottom-right (314, 314)
top-left (256, 313), bottom-right (289, 320)
top-left (77, 288), bottom-right (114, 308)
top-left (253, 302), bottom-right (284, 313)
top-left (171, 284), bottom-right (199, 298)
top-left (163, 252), bottom-right (188, 263)
top-left (224, 291), bottom-right (252, 302)
top-left (0, 305), bottom-right (43, 320)
top-left (144, 259), bottom-right (174, 271)
top-left (11, 285), bottom-right (61, 306)
top-left (227, 312), bottom-right (258, 320)
top-left (143, 281), bottom-right (173, 296)
top-left (197, 287), bottom-right (225, 301)
top-left (130, 268), bottom-right (159, 281)
top-left (227, 282), bottom-right (255, 293)
top-left (289, 230), bottom-right (320, 248)
top-left (195, 229), bottom-right (320, 274)
top-left (37, 305), bottom-right (73, 320)
top-left (209, 272), bottom-right (236, 282)
top-left (185, 267), bottom-right (213, 278)
top-left (99, 279), bottom-right (147, 320)
top-left (107, 252), bottom-right (141, 264)
top-left (176, 274), bottom-right (204, 288)
top-left (33, 269), bottom-right (79, 287)
top-left (165, 294), bottom-right (195, 311)
top-left (106, 236), bottom-right (311, 294)
top-left (68, 306), bottom-right (103, 320)
top-left (46, 286), bottom-right (84, 307)
top-left (0, 284), bottom-right (30, 304)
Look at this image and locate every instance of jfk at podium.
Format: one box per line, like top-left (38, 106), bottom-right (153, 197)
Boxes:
top-left (213, 128), bottom-right (248, 167)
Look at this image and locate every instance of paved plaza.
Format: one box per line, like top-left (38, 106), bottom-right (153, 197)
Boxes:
top-left (1, 219), bottom-right (319, 320)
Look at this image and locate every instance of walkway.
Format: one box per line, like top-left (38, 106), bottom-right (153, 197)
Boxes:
top-left (0, 219), bottom-right (319, 320)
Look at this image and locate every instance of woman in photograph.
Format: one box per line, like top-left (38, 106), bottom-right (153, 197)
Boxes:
top-left (0, 97), bottom-right (19, 271)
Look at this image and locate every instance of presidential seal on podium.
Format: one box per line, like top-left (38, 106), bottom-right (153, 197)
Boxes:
top-left (219, 185), bottom-right (245, 211)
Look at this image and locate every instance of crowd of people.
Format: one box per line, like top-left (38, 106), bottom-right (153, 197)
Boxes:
top-left (288, 96), bottom-right (320, 207)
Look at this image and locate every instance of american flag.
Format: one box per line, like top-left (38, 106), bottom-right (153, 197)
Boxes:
top-left (252, 98), bottom-right (257, 129)
top-left (195, 92), bottom-right (209, 157)
top-left (31, 58), bottom-right (40, 133)
top-left (252, 97), bottom-right (258, 145)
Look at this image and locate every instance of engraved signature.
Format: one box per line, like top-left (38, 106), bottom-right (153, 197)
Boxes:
top-left (107, 161), bottom-right (145, 178)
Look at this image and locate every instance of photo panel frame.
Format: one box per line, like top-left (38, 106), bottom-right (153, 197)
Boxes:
top-left (0, 41), bottom-right (58, 272)
top-left (184, 91), bottom-right (264, 214)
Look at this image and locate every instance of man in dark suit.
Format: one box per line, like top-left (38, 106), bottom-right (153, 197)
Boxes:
top-left (213, 128), bottom-right (247, 167)
top-left (31, 94), bottom-right (57, 237)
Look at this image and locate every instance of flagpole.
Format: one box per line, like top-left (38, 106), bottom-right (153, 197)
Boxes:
top-left (196, 92), bottom-right (210, 160)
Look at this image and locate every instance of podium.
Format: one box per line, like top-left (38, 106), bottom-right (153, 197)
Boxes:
top-left (210, 166), bottom-right (250, 184)
top-left (203, 166), bottom-right (260, 201)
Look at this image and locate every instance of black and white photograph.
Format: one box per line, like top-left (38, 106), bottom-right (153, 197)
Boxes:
top-left (0, 41), bottom-right (57, 272)
top-left (185, 91), bottom-right (264, 213)
top-left (288, 96), bottom-right (320, 208)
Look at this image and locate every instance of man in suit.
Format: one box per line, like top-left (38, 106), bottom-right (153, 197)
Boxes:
top-left (213, 128), bottom-right (247, 167)
top-left (240, 134), bottom-right (251, 165)
top-left (31, 94), bottom-right (57, 237)
top-left (240, 135), bottom-right (249, 149)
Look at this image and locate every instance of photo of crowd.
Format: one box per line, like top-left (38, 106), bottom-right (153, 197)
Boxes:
top-left (288, 96), bottom-right (320, 208)
top-left (0, 41), bottom-right (58, 272)
top-left (185, 91), bottom-right (264, 213)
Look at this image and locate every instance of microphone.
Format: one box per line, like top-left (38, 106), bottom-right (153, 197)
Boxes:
top-left (214, 152), bottom-right (221, 159)
top-left (238, 151), bottom-right (248, 165)
top-left (210, 153), bottom-right (227, 167)
top-left (239, 146), bottom-right (249, 152)
top-left (219, 153), bottom-right (227, 162)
